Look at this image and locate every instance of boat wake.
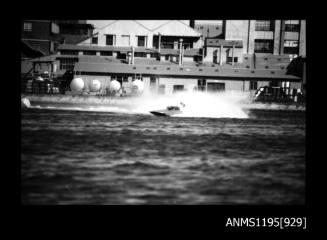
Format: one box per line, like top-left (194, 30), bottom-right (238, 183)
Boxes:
top-left (23, 91), bottom-right (250, 119)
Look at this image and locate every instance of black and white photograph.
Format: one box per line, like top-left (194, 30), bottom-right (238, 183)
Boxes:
top-left (21, 20), bottom-right (306, 206)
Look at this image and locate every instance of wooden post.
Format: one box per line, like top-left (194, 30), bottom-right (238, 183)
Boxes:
top-left (131, 46), bottom-right (134, 65)
top-left (158, 33), bottom-right (161, 53)
top-left (179, 39), bottom-right (183, 66)
top-left (232, 45), bottom-right (235, 65)
top-left (220, 45), bottom-right (223, 65)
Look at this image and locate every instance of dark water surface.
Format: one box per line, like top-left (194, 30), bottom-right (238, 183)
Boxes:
top-left (21, 108), bottom-right (305, 204)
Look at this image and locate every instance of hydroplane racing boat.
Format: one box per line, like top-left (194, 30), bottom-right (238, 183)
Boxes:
top-left (150, 102), bottom-right (185, 117)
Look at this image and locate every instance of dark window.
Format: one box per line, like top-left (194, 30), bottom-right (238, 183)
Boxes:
top-left (106, 35), bottom-right (115, 46)
top-left (207, 82), bottom-right (225, 92)
top-left (198, 79), bottom-right (206, 91)
top-left (284, 20), bottom-right (300, 32)
top-left (270, 81), bottom-right (279, 87)
top-left (100, 51), bottom-right (112, 56)
top-left (137, 36), bottom-right (146, 47)
top-left (59, 58), bottom-right (77, 71)
top-left (150, 76), bottom-right (156, 89)
top-left (284, 40), bottom-right (299, 54)
top-left (60, 50), bottom-right (79, 55)
top-left (255, 20), bottom-right (274, 31)
top-left (165, 55), bottom-right (170, 61)
top-left (83, 51), bottom-right (96, 55)
top-left (92, 37), bottom-right (98, 44)
top-left (117, 52), bottom-right (126, 59)
top-left (134, 52), bottom-right (146, 57)
top-left (250, 81), bottom-right (258, 90)
top-left (254, 39), bottom-right (273, 53)
top-left (150, 53), bottom-right (158, 58)
top-left (173, 85), bottom-right (184, 93)
top-left (23, 22), bottom-right (32, 32)
top-left (227, 57), bottom-right (238, 63)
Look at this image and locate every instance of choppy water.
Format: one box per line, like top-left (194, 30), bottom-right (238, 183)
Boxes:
top-left (21, 107), bottom-right (305, 205)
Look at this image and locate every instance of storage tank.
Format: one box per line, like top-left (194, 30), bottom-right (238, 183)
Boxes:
top-left (132, 80), bottom-right (144, 93)
top-left (70, 78), bottom-right (84, 92)
top-left (90, 79), bottom-right (101, 92)
top-left (108, 80), bottom-right (121, 92)
top-left (21, 98), bottom-right (31, 109)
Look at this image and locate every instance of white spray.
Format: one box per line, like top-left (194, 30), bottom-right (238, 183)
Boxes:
top-left (27, 91), bottom-right (249, 118)
top-left (131, 91), bottom-right (249, 118)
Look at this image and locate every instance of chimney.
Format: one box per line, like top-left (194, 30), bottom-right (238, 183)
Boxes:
top-left (190, 20), bottom-right (195, 28)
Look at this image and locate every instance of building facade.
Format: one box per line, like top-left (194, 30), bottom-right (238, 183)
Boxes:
top-left (224, 20), bottom-right (306, 59)
top-left (21, 20), bottom-right (305, 98)
top-left (21, 20), bottom-right (62, 58)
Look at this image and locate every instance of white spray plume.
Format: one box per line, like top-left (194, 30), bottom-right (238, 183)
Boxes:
top-left (131, 91), bottom-right (249, 118)
top-left (27, 91), bottom-right (249, 118)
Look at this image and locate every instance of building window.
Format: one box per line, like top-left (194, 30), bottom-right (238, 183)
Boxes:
top-left (165, 55), bottom-right (170, 61)
top-left (59, 58), bottom-right (78, 70)
top-left (106, 35), bottom-right (115, 46)
top-left (255, 20), bottom-right (274, 31)
top-left (23, 22), bottom-right (32, 32)
top-left (227, 57), bottom-right (238, 63)
top-left (173, 85), bottom-right (184, 93)
top-left (284, 40), bottom-right (299, 54)
top-left (150, 76), bottom-right (156, 85)
top-left (284, 20), bottom-right (300, 32)
top-left (250, 81), bottom-right (258, 90)
top-left (60, 50), bottom-right (79, 55)
top-left (100, 51), bottom-right (112, 56)
top-left (134, 52), bottom-right (146, 58)
top-left (254, 39), bottom-right (274, 53)
top-left (92, 37), bottom-right (98, 44)
top-left (122, 76), bottom-right (129, 82)
top-left (137, 36), bottom-right (146, 47)
top-left (150, 53), bottom-right (159, 59)
top-left (207, 82), bottom-right (225, 92)
top-left (83, 51), bottom-right (96, 55)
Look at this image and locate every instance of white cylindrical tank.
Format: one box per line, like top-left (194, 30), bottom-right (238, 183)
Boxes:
top-left (70, 78), bottom-right (84, 92)
top-left (90, 79), bottom-right (101, 92)
top-left (132, 80), bottom-right (144, 93)
top-left (108, 80), bottom-right (121, 92)
top-left (21, 98), bottom-right (31, 108)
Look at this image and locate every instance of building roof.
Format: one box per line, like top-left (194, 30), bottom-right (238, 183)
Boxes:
top-left (73, 59), bottom-right (300, 80)
top-left (206, 39), bottom-right (243, 48)
top-left (58, 44), bottom-right (202, 56)
top-left (150, 20), bottom-right (201, 37)
top-left (22, 40), bottom-right (47, 56)
top-left (58, 44), bottom-right (132, 52)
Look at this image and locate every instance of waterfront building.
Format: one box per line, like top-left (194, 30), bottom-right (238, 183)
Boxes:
top-left (21, 20), bottom-right (305, 97)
